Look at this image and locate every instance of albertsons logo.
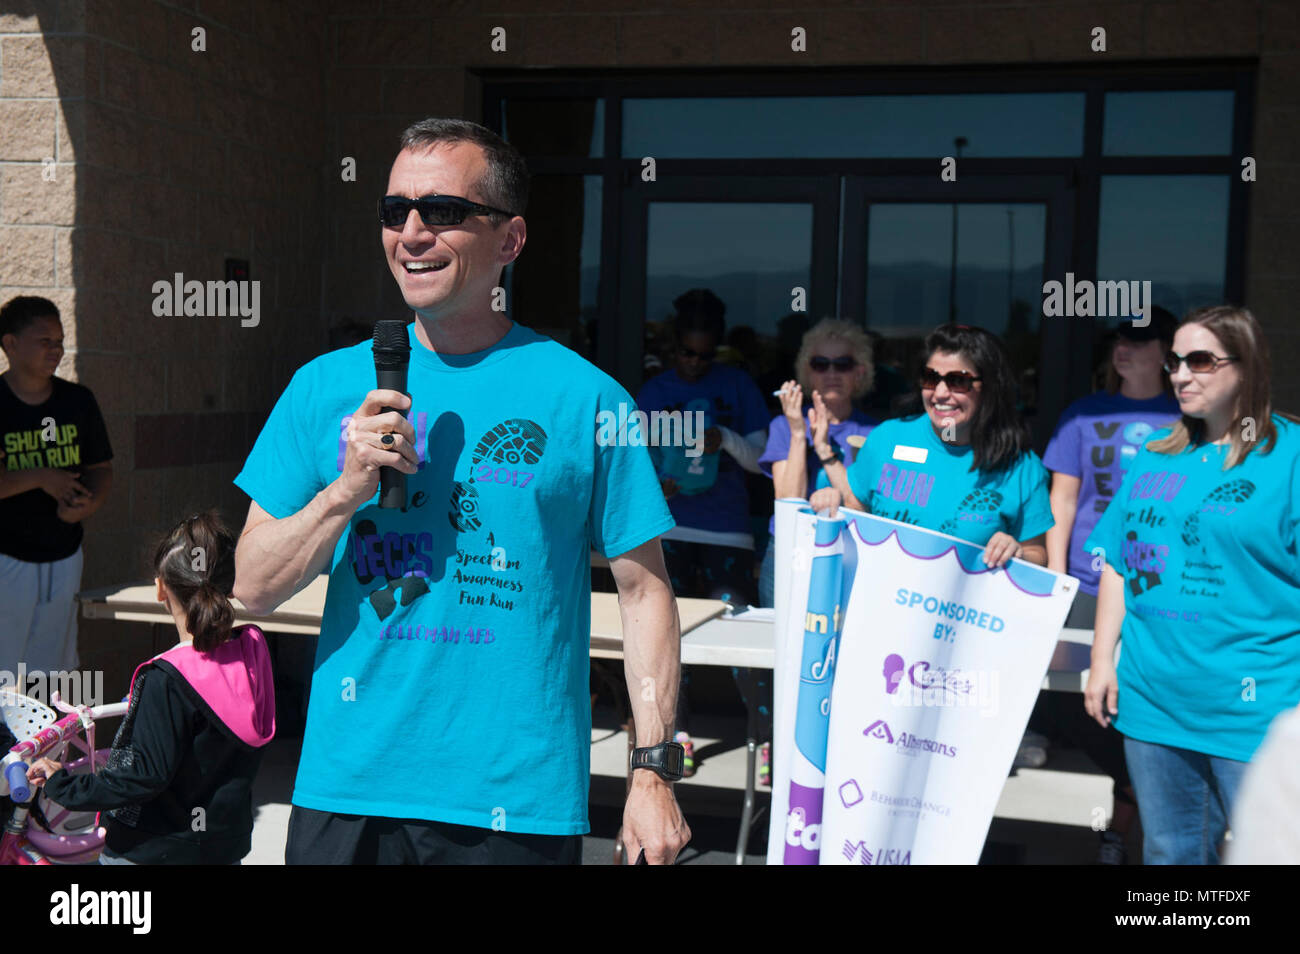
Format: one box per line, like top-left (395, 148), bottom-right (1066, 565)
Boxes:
top-left (863, 719), bottom-right (958, 758)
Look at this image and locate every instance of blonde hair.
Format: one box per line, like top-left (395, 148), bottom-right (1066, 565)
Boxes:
top-left (1147, 305), bottom-right (1296, 469)
top-left (795, 318), bottom-right (875, 399)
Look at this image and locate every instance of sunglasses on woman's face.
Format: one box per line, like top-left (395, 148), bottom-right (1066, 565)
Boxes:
top-left (678, 345), bottom-right (716, 362)
top-left (378, 194), bottom-right (515, 228)
top-left (919, 367), bottom-right (982, 393)
top-left (809, 355), bottom-right (857, 373)
top-left (1162, 350), bottom-right (1239, 374)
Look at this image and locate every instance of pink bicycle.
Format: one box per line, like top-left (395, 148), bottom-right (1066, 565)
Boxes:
top-left (1, 689), bottom-right (128, 865)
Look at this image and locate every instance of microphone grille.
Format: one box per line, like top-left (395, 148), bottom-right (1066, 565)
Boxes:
top-left (372, 320), bottom-right (411, 356)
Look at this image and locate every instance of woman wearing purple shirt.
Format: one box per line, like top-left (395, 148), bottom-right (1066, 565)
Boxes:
top-left (746, 319), bottom-right (876, 785)
top-left (758, 318), bottom-right (879, 607)
top-left (1032, 307), bottom-right (1180, 864)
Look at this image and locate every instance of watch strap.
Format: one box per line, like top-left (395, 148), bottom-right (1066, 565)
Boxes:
top-left (630, 741), bottom-right (685, 781)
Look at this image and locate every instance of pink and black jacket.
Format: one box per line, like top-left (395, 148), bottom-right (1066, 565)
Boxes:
top-left (43, 624), bottom-right (276, 864)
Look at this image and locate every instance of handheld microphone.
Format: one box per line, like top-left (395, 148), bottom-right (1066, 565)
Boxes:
top-left (372, 320), bottom-right (411, 509)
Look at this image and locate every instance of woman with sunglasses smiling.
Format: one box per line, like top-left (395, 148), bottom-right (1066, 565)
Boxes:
top-left (1032, 308), bottom-right (1181, 864)
top-left (1083, 305), bottom-right (1300, 865)
top-left (830, 324), bottom-right (1052, 571)
top-left (758, 318), bottom-right (878, 607)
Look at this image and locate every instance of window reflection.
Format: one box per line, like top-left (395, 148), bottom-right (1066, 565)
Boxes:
top-left (1103, 91), bottom-right (1234, 156)
top-left (865, 203), bottom-right (1046, 418)
top-left (623, 94), bottom-right (1085, 158)
top-left (643, 202), bottom-right (814, 391)
top-left (645, 202), bottom-right (813, 337)
top-left (1097, 176), bottom-right (1229, 319)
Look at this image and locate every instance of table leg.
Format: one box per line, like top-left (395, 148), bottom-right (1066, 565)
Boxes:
top-left (736, 667), bottom-right (758, 865)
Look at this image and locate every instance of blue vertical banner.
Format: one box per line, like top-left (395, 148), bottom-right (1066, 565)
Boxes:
top-left (782, 515), bottom-right (845, 865)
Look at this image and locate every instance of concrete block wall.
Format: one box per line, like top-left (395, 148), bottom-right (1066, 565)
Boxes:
top-left (1, 0), bottom-right (330, 694)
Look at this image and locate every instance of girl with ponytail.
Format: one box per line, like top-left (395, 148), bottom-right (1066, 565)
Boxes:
top-left (26, 511), bottom-right (276, 864)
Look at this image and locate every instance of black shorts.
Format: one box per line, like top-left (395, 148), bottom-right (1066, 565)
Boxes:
top-left (285, 806), bottom-right (583, 865)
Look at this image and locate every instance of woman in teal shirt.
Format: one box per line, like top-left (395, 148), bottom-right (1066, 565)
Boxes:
top-left (832, 324), bottom-right (1053, 568)
top-left (1085, 305), bottom-right (1300, 865)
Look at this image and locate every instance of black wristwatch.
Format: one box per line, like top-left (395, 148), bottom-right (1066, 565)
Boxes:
top-left (818, 445), bottom-right (840, 466)
top-left (630, 742), bottom-right (685, 781)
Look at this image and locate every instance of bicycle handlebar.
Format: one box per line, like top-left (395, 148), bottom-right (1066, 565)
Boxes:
top-left (1, 697), bottom-right (128, 800)
top-left (4, 759), bottom-right (30, 803)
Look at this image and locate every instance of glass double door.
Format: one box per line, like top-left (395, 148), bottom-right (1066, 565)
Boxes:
top-left (619, 173), bottom-right (1079, 448)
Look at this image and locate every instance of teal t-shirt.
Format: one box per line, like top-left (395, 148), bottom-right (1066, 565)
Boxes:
top-left (845, 414), bottom-right (1054, 546)
top-left (234, 323), bottom-right (674, 834)
top-left (1085, 416), bottom-right (1300, 762)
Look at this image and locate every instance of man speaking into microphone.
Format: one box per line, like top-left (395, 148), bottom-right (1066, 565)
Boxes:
top-left (232, 118), bottom-right (690, 864)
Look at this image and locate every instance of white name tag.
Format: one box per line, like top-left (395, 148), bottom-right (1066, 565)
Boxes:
top-left (892, 444), bottom-right (928, 464)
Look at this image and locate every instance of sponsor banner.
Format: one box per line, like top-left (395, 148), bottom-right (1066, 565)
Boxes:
top-left (769, 504), bottom-right (1076, 864)
top-left (767, 498), bottom-right (817, 866)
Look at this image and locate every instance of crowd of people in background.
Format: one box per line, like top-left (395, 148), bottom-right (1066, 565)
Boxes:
top-left (639, 288), bottom-right (1300, 866)
top-left (7, 272), bottom-right (1300, 866)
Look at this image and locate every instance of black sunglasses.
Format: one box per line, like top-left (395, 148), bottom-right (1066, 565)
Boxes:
top-left (809, 355), bottom-right (857, 373)
top-left (678, 345), bottom-right (716, 362)
top-left (1163, 350), bottom-right (1239, 374)
top-left (378, 194), bottom-right (516, 229)
top-left (919, 367), bottom-right (982, 393)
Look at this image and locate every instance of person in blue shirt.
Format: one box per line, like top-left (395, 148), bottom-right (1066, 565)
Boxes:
top-left (833, 324), bottom-right (1053, 569)
top-left (825, 323), bottom-right (1054, 784)
top-left (1085, 305), bottom-right (1300, 865)
top-left (637, 289), bottom-right (771, 600)
top-left (636, 289), bottom-right (770, 774)
top-left (231, 119), bottom-right (690, 865)
top-left (1036, 307), bottom-right (1180, 864)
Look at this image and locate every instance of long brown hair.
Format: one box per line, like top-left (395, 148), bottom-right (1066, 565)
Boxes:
top-left (919, 324), bottom-right (1030, 473)
top-left (153, 511), bottom-right (238, 653)
top-left (1147, 305), bottom-right (1296, 469)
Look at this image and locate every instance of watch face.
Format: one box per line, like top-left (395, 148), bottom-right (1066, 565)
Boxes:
top-left (665, 743), bottom-right (685, 777)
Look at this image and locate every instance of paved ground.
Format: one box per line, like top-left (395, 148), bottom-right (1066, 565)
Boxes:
top-left (247, 706), bottom-right (1140, 865)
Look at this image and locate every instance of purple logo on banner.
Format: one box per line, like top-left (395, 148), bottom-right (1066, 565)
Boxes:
top-left (883, 654), bottom-right (905, 694)
top-left (863, 719), bottom-right (895, 743)
top-left (783, 780), bottom-right (824, 863)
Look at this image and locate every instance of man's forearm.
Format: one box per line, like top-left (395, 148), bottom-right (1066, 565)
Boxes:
top-left (619, 577), bottom-right (681, 747)
top-left (234, 481), bottom-right (357, 615)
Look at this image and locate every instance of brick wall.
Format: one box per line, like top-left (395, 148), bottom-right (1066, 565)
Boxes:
top-left (0, 0), bottom-right (329, 693)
